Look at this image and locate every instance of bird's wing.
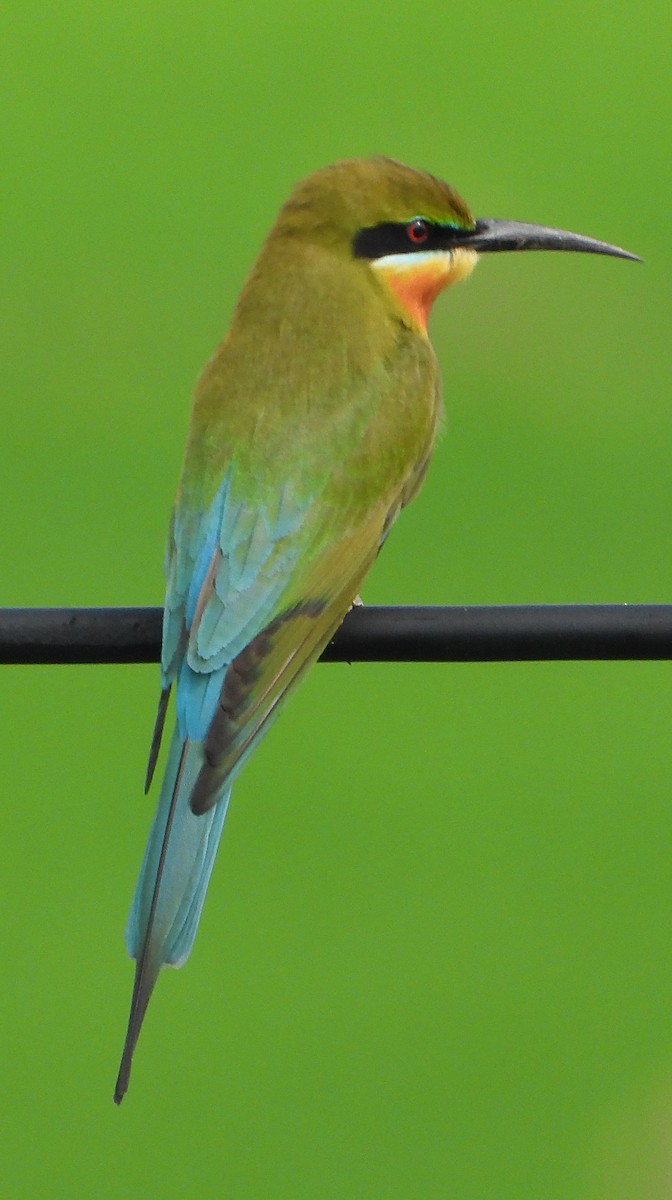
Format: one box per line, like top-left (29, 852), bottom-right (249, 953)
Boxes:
top-left (156, 463), bottom-right (391, 812)
top-left (119, 465), bottom-right (385, 1095)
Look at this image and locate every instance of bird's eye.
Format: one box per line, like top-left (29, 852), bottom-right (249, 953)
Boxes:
top-left (407, 218), bottom-right (430, 245)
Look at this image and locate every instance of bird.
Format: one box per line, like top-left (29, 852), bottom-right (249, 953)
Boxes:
top-left (114, 156), bottom-right (637, 1102)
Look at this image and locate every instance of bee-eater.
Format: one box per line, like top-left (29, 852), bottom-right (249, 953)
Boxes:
top-left (114, 156), bottom-right (637, 1102)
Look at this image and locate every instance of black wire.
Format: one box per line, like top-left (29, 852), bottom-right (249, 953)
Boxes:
top-left (1, 604), bottom-right (671, 664)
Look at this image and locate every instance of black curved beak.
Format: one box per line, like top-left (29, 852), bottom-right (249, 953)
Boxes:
top-left (456, 218), bottom-right (641, 262)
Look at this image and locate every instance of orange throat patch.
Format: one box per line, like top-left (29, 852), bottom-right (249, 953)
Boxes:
top-left (373, 247), bottom-right (478, 335)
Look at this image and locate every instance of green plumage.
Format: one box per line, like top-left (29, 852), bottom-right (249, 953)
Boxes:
top-left (116, 155), bottom-right (634, 1102)
top-left (118, 157), bottom-right (468, 1101)
top-left (182, 157), bottom-right (465, 519)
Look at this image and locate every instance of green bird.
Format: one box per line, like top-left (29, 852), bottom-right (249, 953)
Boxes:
top-left (114, 156), bottom-right (637, 1102)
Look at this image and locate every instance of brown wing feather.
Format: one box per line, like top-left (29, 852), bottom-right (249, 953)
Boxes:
top-left (189, 507), bottom-right (387, 814)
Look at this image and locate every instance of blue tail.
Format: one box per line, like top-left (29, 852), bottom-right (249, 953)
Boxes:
top-left (114, 727), bottom-right (230, 1103)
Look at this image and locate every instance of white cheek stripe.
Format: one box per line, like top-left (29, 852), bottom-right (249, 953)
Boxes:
top-left (371, 249), bottom-right (452, 272)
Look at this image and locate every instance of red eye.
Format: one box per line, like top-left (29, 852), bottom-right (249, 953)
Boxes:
top-left (407, 218), bottom-right (429, 244)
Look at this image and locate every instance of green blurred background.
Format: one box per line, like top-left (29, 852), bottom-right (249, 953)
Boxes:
top-left (2, 2), bottom-right (671, 1196)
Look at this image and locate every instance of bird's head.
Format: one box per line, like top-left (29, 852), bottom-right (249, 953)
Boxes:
top-left (272, 156), bottom-right (639, 334)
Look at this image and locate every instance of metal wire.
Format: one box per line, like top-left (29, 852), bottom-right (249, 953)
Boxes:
top-left (1, 604), bottom-right (671, 664)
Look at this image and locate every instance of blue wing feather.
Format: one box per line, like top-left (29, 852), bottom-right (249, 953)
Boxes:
top-left (168, 475), bottom-right (312, 737)
top-left (116, 468), bottom-right (322, 1101)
